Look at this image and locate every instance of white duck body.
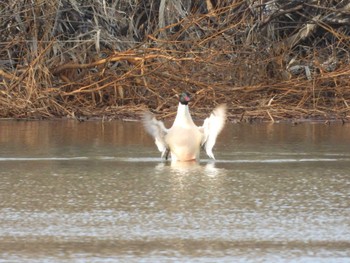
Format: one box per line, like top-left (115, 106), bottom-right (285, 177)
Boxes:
top-left (165, 102), bottom-right (203, 161)
top-left (142, 92), bottom-right (226, 162)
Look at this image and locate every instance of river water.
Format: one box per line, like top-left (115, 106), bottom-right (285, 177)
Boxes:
top-left (0, 120), bottom-right (349, 262)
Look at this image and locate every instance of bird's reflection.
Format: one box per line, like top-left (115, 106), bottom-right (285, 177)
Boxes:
top-left (154, 160), bottom-right (225, 197)
top-left (203, 162), bottom-right (221, 177)
top-left (155, 160), bottom-right (222, 177)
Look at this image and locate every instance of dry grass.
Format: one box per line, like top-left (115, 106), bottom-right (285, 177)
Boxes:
top-left (0, 0), bottom-right (350, 121)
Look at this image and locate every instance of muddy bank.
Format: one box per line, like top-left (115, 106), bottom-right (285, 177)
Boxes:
top-left (0, 1), bottom-right (349, 121)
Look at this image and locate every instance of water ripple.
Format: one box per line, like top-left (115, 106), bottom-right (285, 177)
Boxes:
top-left (0, 156), bottom-right (349, 163)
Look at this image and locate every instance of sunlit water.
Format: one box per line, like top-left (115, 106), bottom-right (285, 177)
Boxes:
top-left (0, 120), bottom-right (350, 262)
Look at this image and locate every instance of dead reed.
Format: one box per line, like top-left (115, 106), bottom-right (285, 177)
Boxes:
top-left (0, 0), bottom-right (349, 121)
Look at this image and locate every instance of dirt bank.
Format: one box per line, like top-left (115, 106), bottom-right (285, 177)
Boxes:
top-left (1, 1), bottom-right (349, 121)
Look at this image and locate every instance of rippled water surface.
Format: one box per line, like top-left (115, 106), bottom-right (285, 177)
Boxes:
top-left (0, 120), bottom-right (350, 262)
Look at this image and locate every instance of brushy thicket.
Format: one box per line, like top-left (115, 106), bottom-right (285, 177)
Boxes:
top-left (0, 0), bottom-right (350, 121)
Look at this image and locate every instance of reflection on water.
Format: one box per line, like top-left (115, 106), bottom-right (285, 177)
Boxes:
top-left (0, 120), bottom-right (350, 262)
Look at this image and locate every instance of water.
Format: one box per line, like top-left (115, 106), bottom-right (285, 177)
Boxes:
top-left (0, 120), bottom-right (350, 262)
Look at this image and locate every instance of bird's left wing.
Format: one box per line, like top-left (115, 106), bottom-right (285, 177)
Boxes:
top-left (199, 104), bottom-right (227, 159)
top-left (142, 112), bottom-right (169, 158)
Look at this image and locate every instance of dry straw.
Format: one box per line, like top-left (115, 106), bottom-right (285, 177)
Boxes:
top-left (0, 0), bottom-right (349, 121)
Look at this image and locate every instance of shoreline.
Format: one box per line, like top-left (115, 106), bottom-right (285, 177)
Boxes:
top-left (0, 114), bottom-right (348, 124)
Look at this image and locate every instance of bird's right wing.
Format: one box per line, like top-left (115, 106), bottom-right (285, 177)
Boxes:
top-left (142, 112), bottom-right (169, 158)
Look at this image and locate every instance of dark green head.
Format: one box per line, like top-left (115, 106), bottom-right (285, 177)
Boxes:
top-left (179, 92), bottom-right (191, 105)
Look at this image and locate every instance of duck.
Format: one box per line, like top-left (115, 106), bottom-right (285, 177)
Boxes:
top-left (142, 92), bottom-right (226, 162)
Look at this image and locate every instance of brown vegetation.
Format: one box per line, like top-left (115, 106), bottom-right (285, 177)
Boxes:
top-left (0, 0), bottom-right (350, 121)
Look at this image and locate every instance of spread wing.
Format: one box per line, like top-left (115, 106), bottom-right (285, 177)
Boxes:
top-left (200, 104), bottom-right (227, 159)
top-left (142, 112), bottom-right (169, 158)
